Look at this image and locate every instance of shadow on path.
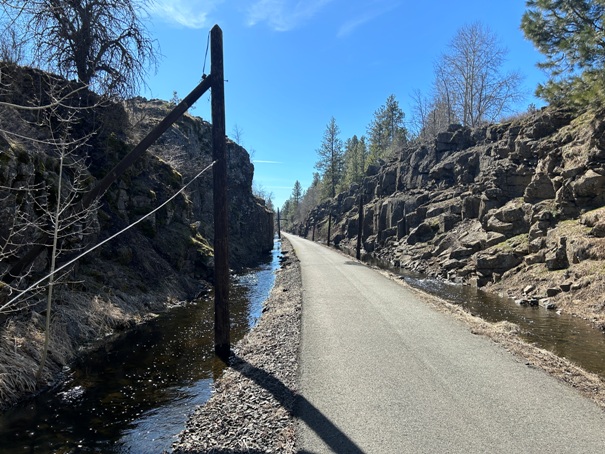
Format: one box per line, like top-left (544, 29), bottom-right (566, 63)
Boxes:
top-left (230, 354), bottom-right (365, 454)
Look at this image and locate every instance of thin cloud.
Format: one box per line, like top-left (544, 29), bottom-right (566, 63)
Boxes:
top-left (150, 0), bottom-right (223, 29)
top-left (337, 2), bottom-right (400, 38)
top-left (247, 0), bottom-right (334, 31)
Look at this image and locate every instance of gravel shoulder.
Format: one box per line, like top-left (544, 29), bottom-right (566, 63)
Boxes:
top-left (172, 238), bottom-right (301, 453)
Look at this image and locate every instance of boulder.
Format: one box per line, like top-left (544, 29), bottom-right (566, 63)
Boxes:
top-left (462, 195), bottom-right (481, 220)
top-left (475, 251), bottom-right (523, 275)
top-left (546, 287), bottom-right (561, 297)
top-left (486, 216), bottom-right (514, 234)
top-left (524, 172), bottom-right (556, 202)
top-left (545, 237), bottom-right (569, 270)
top-left (590, 221), bottom-right (605, 238)
top-left (572, 169), bottom-right (605, 199)
top-left (449, 246), bottom-right (475, 260)
top-left (406, 222), bottom-right (437, 245)
top-left (440, 214), bottom-right (461, 232)
top-left (442, 259), bottom-right (464, 270)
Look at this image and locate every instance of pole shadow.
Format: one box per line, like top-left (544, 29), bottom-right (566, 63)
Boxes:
top-left (230, 354), bottom-right (365, 454)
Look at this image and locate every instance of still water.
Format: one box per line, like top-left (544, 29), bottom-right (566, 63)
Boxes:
top-left (388, 266), bottom-right (605, 378)
top-left (0, 239), bottom-right (282, 454)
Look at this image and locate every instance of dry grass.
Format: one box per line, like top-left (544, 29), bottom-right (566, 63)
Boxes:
top-left (0, 289), bottom-right (150, 410)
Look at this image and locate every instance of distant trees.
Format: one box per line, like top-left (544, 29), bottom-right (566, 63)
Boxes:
top-left (2, 0), bottom-right (158, 97)
top-left (315, 117), bottom-right (344, 198)
top-left (252, 181), bottom-right (274, 210)
top-left (522, 0), bottom-right (605, 106)
top-left (367, 94), bottom-right (407, 165)
top-left (410, 89), bottom-right (452, 144)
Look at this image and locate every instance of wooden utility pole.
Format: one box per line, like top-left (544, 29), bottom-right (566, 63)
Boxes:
top-left (277, 208), bottom-right (281, 239)
top-left (211, 25), bottom-right (230, 363)
top-left (356, 194), bottom-right (364, 260)
top-left (312, 222), bottom-right (316, 241)
top-left (327, 213), bottom-right (332, 247)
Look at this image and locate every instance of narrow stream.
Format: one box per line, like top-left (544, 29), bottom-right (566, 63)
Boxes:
top-left (0, 238), bottom-right (282, 454)
top-left (380, 264), bottom-right (605, 378)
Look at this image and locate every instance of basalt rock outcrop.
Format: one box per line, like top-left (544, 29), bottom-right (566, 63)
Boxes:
top-left (296, 107), bottom-right (605, 329)
top-left (0, 64), bottom-right (273, 408)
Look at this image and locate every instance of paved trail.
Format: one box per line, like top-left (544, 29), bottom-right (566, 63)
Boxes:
top-left (286, 233), bottom-right (605, 454)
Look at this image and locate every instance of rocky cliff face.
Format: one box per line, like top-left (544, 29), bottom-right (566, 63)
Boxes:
top-left (0, 64), bottom-right (273, 408)
top-left (297, 107), bottom-right (605, 329)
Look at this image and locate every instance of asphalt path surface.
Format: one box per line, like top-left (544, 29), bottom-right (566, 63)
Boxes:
top-left (286, 233), bottom-right (605, 453)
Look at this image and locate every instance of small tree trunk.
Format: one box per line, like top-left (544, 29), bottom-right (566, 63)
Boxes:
top-left (36, 153), bottom-right (64, 381)
top-left (356, 195), bottom-right (364, 260)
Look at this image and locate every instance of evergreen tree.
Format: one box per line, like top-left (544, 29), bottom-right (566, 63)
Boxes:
top-left (315, 117), bottom-right (344, 198)
top-left (342, 135), bottom-right (368, 186)
top-left (522, 0), bottom-right (605, 106)
top-left (291, 180), bottom-right (303, 208)
top-left (367, 95), bottom-right (407, 165)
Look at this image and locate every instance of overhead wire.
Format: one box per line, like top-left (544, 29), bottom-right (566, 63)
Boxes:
top-left (0, 160), bottom-right (217, 313)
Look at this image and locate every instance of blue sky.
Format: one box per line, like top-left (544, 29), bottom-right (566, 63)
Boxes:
top-left (145, 0), bottom-right (547, 209)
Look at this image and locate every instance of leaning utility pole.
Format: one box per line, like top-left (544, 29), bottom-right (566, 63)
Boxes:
top-left (211, 25), bottom-right (230, 363)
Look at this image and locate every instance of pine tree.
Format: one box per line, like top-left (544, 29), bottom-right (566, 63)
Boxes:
top-left (342, 135), bottom-right (368, 187)
top-left (315, 117), bottom-right (344, 199)
top-left (522, 0), bottom-right (605, 106)
top-left (367, 95), bottom-right (407, 165)
top-left (291, 180), bottom-right (303, 208)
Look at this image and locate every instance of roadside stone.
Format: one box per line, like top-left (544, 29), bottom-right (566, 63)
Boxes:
top-left (523, 285), bottom-right (535, 294)
top-left (539, 299), bottom-right (558, 310)
top-left (559, 282), bottom-right (572, 292)
top-left (546, 287), bottom-right (562, 297)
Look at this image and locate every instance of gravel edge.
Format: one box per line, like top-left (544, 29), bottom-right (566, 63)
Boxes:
top-left (172, 238), bottom-right (301, 453)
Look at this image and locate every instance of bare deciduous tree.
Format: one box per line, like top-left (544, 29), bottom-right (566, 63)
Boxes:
top-left (2, 0), bottom-right (158, 97)
top-left (410, 89), bottom-right (456, 144)
top-left (33, 117), bottom-right (99, 379)
top-left (0, 68), bottom-right (100, 380)
top-left (435, 22), bottom-right (524, 127)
